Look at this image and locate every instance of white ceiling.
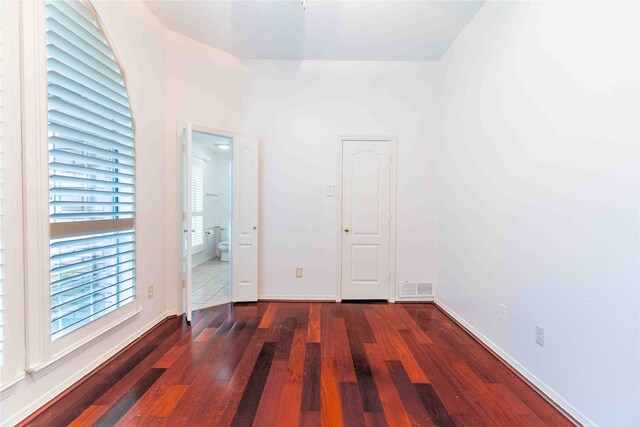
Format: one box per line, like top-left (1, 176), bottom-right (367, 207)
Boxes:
top-left (143, 0), bottom-right (484, 61)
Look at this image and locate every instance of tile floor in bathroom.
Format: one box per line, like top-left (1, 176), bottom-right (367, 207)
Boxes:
top-left (191, 258), bottom-right (230, 311)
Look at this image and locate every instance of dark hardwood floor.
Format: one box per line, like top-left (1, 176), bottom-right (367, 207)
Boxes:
top-left (21, 302), bottom-right (573, 427)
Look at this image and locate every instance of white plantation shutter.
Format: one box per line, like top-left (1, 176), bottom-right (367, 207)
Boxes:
top-left (46, 0), bottom-right (136, 340)
top-left (192, 164), bottom-right (204, 249)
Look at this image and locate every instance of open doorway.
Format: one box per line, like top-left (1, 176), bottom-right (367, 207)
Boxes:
top-left (185, 130), bottom-right (232, 312)
top-left (180, 121), bottom-right (259, 322)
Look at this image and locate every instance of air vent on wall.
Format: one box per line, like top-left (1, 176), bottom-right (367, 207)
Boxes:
top-left (398, 281), bottom-right (434, 298)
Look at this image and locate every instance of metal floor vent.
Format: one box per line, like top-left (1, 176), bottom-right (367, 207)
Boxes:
top-left (398, 281), bottom-right (434, 298)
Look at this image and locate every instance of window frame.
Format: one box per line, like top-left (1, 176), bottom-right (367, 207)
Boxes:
top-left (0, 0), bottom-right (27, 395)
top-left (22, 0), bottom-right (141, 377)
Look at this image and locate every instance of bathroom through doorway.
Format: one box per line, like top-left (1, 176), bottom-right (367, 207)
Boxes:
top-left (189, 131), bottom-right (232, 311)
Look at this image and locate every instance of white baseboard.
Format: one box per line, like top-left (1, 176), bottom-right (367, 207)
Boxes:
top-left (5, 310), bottom-right (177, 427)
top-left (258, 294), bottom-right (338, 301)
top-left (395, 296), bottom-right (434, 303)
top-left (434, 298), bottom-right (594, 427)
top-left (257, 295), bottom-right (434, 303)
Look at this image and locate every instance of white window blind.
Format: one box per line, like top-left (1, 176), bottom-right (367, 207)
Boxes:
top-left (46, 0), bottom-right (135, 340)
top-left (192, 164), bottom-right (204, 249)
top-left (0, 0), bottom-right (5, 366)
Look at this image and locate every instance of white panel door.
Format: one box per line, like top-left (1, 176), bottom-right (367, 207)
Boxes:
top-left (232, 136), bottom-right (259, 302)
top-left (341, 140), bottom-right (391, 300)
top-left (182, 122), bottom-right (193, 321)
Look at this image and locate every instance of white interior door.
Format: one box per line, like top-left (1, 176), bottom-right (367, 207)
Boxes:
top-left (341, 140), bottom-right (391, 300)
top-left (232, 136), bottom-right (259, 302)
top-left (182, 122), bottom-right (193, 321)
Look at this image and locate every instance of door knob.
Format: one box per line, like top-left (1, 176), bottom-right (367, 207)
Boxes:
top-left (344, 227), bottom-right (351, 233)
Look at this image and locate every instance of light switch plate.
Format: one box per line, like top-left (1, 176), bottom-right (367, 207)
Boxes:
top-left (326, 186), bottom-right (336, 197)
top-left (535, 325), bottom-right (544, 347)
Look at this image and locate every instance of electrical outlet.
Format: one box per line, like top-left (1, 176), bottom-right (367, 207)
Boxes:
top-left (295, 267), bottom-right (303, 278)
top-left (499, 304), bottom-right (506, 322)
top-left (535, 325), bottom-right (544, 346)
top-left (326, 186), bottom-right (336, 197)
top-left (147, 285), bottom-right (154, 299)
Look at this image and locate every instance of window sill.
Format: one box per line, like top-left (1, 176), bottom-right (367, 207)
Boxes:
top-left (0, 371), bottom-right (26, 398)
top-left (26, 306), bottom-right (143, 380)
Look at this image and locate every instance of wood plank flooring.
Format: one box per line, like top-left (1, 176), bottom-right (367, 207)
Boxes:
top-left (21, 302), bottom-right (573, 427)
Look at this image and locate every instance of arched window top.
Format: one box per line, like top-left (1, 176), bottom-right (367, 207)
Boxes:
top-left (46, 0), bottom-right (133, 129)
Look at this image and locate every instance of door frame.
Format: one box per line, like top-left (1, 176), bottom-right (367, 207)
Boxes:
top-left (175, 120), bottom-right (240, 317)
top-left (336, 135), bottom-right (398, 302)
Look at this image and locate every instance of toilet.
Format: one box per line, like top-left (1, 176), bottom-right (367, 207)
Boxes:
top-left (218, 227), bottom-right (229, 261)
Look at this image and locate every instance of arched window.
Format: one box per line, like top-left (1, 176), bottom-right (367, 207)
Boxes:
top-left (46, 0), bottom-right (136, 339)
